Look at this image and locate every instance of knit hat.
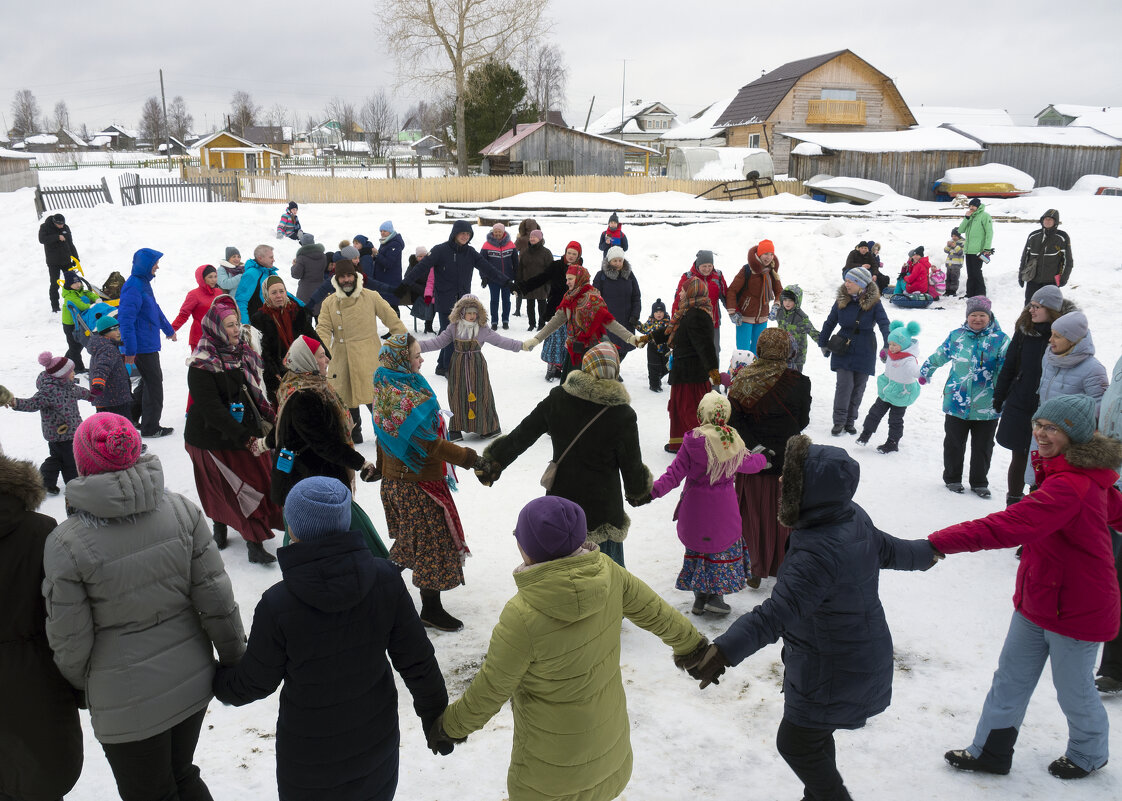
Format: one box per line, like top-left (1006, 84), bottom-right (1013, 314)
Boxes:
top-left (565, 240), bottom-right (582, 258)
top-left (415, 246), bottom-right (429, 258)
top-left (651, 297), bottom-right (667, 314)
top-left (38, 351), bottom-right (73, 378)
top-left (73, 413), bottom-right (142, 476)
top-left (968, 198), bottom-right (981, 208)
top-left (1030, 285), bottom-right (1064, 312)
top-left (225, 246), bottom-right (240, 260)
top-left (844, 266), bottom-right (873, 289)
top-left (1051, 310), bottom-right (1088, 342)
top-left (334, 259), bottom-right (357, 279)
top-left (756, 239), bottom-right (775, 255)
top-left (491, 222), bottom-right (506, 234)
top-left (64, 269), bottom-right (82, 286)
top-left (888, 319), bottom-right (921, 349)
top-left (1040, 208), bottom-right (1060, 225)
top-left (95, 314), bottom-right (120, 333)
top-left (605, 245), bottom-right (625, 263)
top-left (53, 213), bottom-right (65, 224)
top-left (379, 220), bottom-right (394, 234)
top-left (965, 295), bottom-right (993, 321)
top-left (755, 328), bottom-right (792, 361)
top-left (1033, 394), bottom-right (1097, 445)
top-left (287, 201), bottom-right (298, 210)
top-left (695, 249), bottom-right (715, 266)
top-left (299, 232), bottom-right (315, 246)
top-left (912, 245), bottom-right (925, 257)
top-left (284, 477), bottom-right (352, 541)
top-left (514, 496), bottom-right (588, 564)
top-left (581, 342), bottom-right (620, 380)
top-left (866, 240), bottom-right (876, 250)
top-left (529, 229), bottom-right (543, 242)
top-left (201, 264), bottom-right (217, 279)
top-left (727, 349), bottom-right (755, 378)
top-left (264, 275), bottom-right (285, 290)
top-left (857, 241), bottom-right (869, 249)
top-left (340, 245), bottom-right (360, 261)
top-left (608, 212), bottom-right (620, 225)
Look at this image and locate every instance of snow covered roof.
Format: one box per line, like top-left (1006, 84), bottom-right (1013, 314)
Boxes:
top-left (25, 134), bottom-right (59, 145)
top-left (661, 96), bottom-right (736, 141)
top-left (87, 135), bottom-right (111, 147)
top-left (1038, 104), bottom-right (1115, 120)
top-left (937, 164), bottom-right (1036, 191)
top-left (783, 127), bottom-right (982, 153)
top-left (910, 106), bottom-right (1014, 127)
top-left (480, 121), bottom-right (660, 156)
top-left (335, 140), bottom-right (370, 153)
top-left (1072, 109), bottom-right (1122, 139)
top-left (0, 147), bottom-right (35, 160)
top-left (59, 129), bottom-right (88, 147)
top-left (105, 123), bottom-right (139, 138)
top-left (791, 142), bottom-right (823, 156)
top-left (946, 124), bottom-right (1122, 147)
top-left (585, 100), bottom-right (676, 136)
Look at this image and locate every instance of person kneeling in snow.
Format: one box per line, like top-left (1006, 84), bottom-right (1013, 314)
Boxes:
top-left (684, 434), bottom-right (940, 801)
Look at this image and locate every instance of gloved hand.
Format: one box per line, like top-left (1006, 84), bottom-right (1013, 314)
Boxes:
top-left (0, 385), bottom-right (12, 407)
top-left (628, 334), bottom-right (648, 348)
top-left (359, 462), bottom-right (381, 482)
top-left (628, 316), bottom-right (640, 330)
top-left (688, 643), bottom-right (731, 689)
top-left (480, 279), bottom-right (488, 289)
top-left (1018, 279), bottom-right (1025, 288)
top-left (709, 368), bottom-right (721, 386)
top-left (275, 232), bottom-right (284, 240)
top-left (728, 311), bottom-right (743, 326)
top-left (627, 492), bottom-right (653, 507)
top-left (821, 347), bottom-right (830, 358)
top-left (474, 457), bottom-right (503, 487)
top-left (521, 337), bottom-right (540, 352)
top-left (748, 443), bottom-right (775, 470)
top-left (879, 348), bottom-right (888, 363)
top-left (927, 542), bottom-right (945, 568)
top-left (505, 279), bottom-right (518, 292)
top-left (425, 713), bottom-right (465, 756)
top-left (673, 637), bottom-right (710, 671)
top-left (993, 396), bottom-right (1004, 413)
top-left (393, 282), bottom-right (410, 298)
top-left (918, 376), bottom-right (928, 386)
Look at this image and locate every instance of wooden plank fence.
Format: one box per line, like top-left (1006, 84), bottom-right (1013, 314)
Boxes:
top-left (34, 177), bottom-right (113, 216)
top-left (34, 158), bottom-right (199, 171)
top-left (119, 172), bottom-right (238, 206)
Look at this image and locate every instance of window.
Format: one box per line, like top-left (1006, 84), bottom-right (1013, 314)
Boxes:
top-left (821, 89), bottom-right (857, 101)
top-left (748, 134), bottom-right (761, 148)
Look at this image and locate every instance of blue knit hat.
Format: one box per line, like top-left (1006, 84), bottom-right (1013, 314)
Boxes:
top-left (284, 477), bottom-right (352, 541)
top-left (844, 266), bottom-right (872, 289)
top-left (379, 220), bottom-right (394, 235)
top-left (1033, 394), bottom-right (1097, 445)
top-left (887, 320), bottom-right (921, 349)
top-left (95, 314), bottom-right (120, 333)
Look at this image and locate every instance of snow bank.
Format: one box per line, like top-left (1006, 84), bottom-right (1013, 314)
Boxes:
top-left (937, 164), bottom-right (1036, 190)
top-left (1070, 173), bottom-right (1122, 193)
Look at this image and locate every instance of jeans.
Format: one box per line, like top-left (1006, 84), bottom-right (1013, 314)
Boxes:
top-left (735, 321), bottom-right (767, 354)
top-left (42, 439), bottom-right (78, 489)
top-left (943, 415), bottom-right (998, 488)
top-left (969, 612), bottom-right (1108, 772)
top-left (776, 718), bottom-right (852, 801)
top-left (964, 253), bottom-right (987, 298)
top-left (831, 370), bottom-right (869, 426)
top-left (860, 397), bottom-right (906, 443)
top-left (489, 283), bottom-right (511, 325)
top-left (101, 708), bottom-right (214, 801)
top-left (133, 352), bottom-right (165, 436)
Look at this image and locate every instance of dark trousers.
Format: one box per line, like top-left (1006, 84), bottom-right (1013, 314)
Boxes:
top-left (133, 352), bottom-right (165, 436)
top-left (831, 370), bottom-right (869, 426)
top-left (526, 299), bottom-right (547, 329)
top-left (1100, 527), bottom-right (1122, 680)
top-left (41, 439), bottom-right (78, 489)
top-left (1024, 280), bottom-right (1048, 304)
top-left (101, 708), bottom-right (212, 801)
top-left (48, 262), bottom-right (65, 312)
top-left (489, 283), bottom-right (511, 325)
top-left (63, 322), bottom-right (86, 371)
top-left (98, 402), bottom-right (134, 420)
top-left (1007, 448), bottom-right (1029, 497)
top-left (514, 294), bottom-right (523, 315)
top-left (776, 718), bottom-right (853, 801)
top-left (861, 396), bottom-right (906, 443)
top-left (436, 310), bottom-right (453, 372)
top-left (945, 262), bottom-right (962, 296)
top-left (647, 348), bottom-right (669, 388)
top-left (964, 253), bottom-right (987, 298)
top-left (348, 405), bottom-right (374, 439)
top-left (943, 415), bottom-right (998, 488)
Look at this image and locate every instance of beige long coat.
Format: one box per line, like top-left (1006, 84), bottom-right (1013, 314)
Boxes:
top-left (316, 274), bottom-right (406, 407)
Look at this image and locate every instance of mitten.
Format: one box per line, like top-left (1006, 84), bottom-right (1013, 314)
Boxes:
top-left (425, 713), bottom-right (465, 756)
top-left (879, 348), bottom-right (888, 363)
top-left (275, 231), bottom-right (283, 239)
top-left (1018, 279), bottom-right (1024, 288)
top-left (393, 282), bottom-right (410, 297)
top-left (474, 457), bottom-right (503, 487)
top-left (709, 368), bottom-right (721, 386)
top-left (673, 637), bottom-right (710, 671)
top-left (688, 643), bottom-right (731, 689)
top-left (359, 462), bottom-right (382, 482)
top-left (521, 337), bottom-right (539, 352)
top-left (993, 397), bottom-right (1004, 413)
top-left (821, 347), bottom-right (830, 358)
top-left (728, 311), bottom-right (743, 326)
top-left (628, 316), bottom-right (640, 330)
top-left (927, 542), bottom-right (945, 568)
top-left (627, 492), bottom-right (653, 507)
top-left (0, 385), bottom-right (11, 407)
top-left (628, 334), bottom-right (648, 348)
top-left (918, 376), bottom-right (928, 386)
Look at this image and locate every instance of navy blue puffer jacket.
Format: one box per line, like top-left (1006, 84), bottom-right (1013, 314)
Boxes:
top-left (402, 220), bottom-right (510, 315)
top-left (817, 283), bottom-right (890, 377)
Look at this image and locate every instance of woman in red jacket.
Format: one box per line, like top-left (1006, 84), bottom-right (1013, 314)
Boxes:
top-left (930, 393), bottom-right (1122, 780)
top-left (172, 264), bottom-right (225, 348)
top-left (672, 249), bottom-right (729, 359)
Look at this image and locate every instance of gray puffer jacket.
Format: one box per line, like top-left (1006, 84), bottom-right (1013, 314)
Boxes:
top-left (1037, 332), bottom-right (1109, 411)
top-left (43, 454), bottom-right (245, 744)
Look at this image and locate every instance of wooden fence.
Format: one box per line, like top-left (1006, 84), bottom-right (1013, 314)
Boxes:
top-left (34, 157), bottom-right (199, 171)
top-left (182, 165), bottom-right (805, 204)
top-left (34, 178), bottom-right (113, 215)
top-left (119, 172), bottom-right (238, 206)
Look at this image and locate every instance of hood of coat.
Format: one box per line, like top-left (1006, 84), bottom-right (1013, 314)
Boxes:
top-left (517, 218), bottom-right (539, 237)
top-left (778, 435), bottom-right (859, 529)
top-left (780, 284), bottom-right (804, 309)
top-left (835, 281), bottom-right (881, 311)
top-left (65, 453), bottom-right (165, 519)
top-left (1040, 208), bottom-right (1061, 226)
top-left (1056, 432), bottom-right (1122, 475)
top-left (513, 546), bottom-right (610, 623)
top-left (448, 219), bottom-right (474, 248)
top-left (1044, 328), bottom-right (1096, 369)
top-left (747, 246), bottom-right (779, 274)
top-left (194, 264), bottom-right (222, 293)
top-left (1014, 298), bottom-right (1077, 336)
top-left (598, 257), bottom-right (632, 279)
top-left (218, 258), bottom-right (245, 275)
top-left (0, 452), bottom-right (46, 515)
top-left (486, 231), bottom-right (513, 248)
top-left (562, 369), bottom-right (631, 406)
top-left (449, 293), bottom-right (488, 326)
top-left (296, 242), bottom-right (326, 258)
top-left (277, 532), bottom-right (377, 613)
top-left (130, 248), bottom-right (163, 280)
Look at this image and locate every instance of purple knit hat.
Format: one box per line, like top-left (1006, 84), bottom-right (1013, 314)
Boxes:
top-left (38, 351), bottom-right (73, 378)
top-left (73, 413), bottom-right (142, 476)
top-left (965, 295), bottom-right (993, 321)
top-left (514, 496), bottom-right (588, 563)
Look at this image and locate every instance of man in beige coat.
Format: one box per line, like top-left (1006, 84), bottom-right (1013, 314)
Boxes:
top-left (317, 259), bottom-right (406, 442)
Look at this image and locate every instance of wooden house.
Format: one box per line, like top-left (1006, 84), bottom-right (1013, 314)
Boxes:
top-left (410, 134), bottom-right (446, 158)
top-left (1035, 104), bottom-right (1115, 127)
top-left (480, 121), bottom-right (658, 176)
top-left (243, 125), bottom-right (294, 156)
top-left (92, 124), bottom-right (138, 151)
top-left (194, 130), bottom-right (282, 171)
top-left (585, 100), bottom-right (679, 154)
top-left (156, 136), bottom-right (189, 156)
top-left (715, 50), bottom-right (915, 173)
top-left (21, 134), bottom-right (61, 153)
top-left (0, 147), bottom-right (37, 192)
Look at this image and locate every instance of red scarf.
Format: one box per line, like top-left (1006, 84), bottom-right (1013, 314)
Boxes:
top-left (558, 266), bottom-right (612, 354)
top-left (261, 300), bottom-right (298, 352)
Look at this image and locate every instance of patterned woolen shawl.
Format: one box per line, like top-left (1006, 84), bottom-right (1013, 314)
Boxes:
top-left (728, 327), bottom-right (791, 410)
top-left (668, 276), bottom-right (713, 346)
top-left (559, 266), bottom-right (612, 347)
top-left (188, 295), bottom-right (270, 415)
top-left (371, 334), bottom-right (441, 473)
top-left (276, 336), bottom-right (354, 447)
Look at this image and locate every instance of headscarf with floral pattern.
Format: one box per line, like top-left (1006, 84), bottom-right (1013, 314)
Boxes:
top-left (370, 334), bottom-right (441, 472)
top-left (695, 391), bottom-right (747, 483)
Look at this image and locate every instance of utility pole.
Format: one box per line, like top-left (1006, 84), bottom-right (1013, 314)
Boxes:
top-left (620, 60), bottom-right (627, 131)
top-left (159, 69), bottom-right (171, 171)
top-left (584, 96), bottom-right (596, 132)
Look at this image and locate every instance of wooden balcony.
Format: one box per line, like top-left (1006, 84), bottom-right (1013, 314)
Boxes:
top-left (806, 99), bottom-right (866, 125)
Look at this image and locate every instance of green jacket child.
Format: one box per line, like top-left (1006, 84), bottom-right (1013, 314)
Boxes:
top-left (774, 284), bottom-right (819, 371)
top-left (59, 272), bottom-right (101, 326)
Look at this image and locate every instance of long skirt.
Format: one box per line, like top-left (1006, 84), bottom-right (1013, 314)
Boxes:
top-left (677, 540), bottom-right (748, 595)
top-left (382, 478), bottom-right (468, 591)
top-left (735, 472), bottom-right (790, 578)
top-left (448, 339), bottom-right (498, 434)
top-left (540, 326), bottom-right (567, 368)
top-left (667, 381), bottom-right (710, 450)
top-left (185, 443), bottom-right (283, 543)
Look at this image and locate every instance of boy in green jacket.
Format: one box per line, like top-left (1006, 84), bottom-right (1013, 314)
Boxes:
top-left (428, 495), bottom-right (707, 801)
top-left (59, 269), bottom-right (101, 373)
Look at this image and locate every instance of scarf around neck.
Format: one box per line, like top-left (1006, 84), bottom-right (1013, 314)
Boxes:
top-left (560, 267), bottom-right (611, 346)
top-left (261, 299), bottom-right (297, 352)
top-left (188, 296), bottom-right (269, 414)
top-left (668, 276), bottom-right (712, 346)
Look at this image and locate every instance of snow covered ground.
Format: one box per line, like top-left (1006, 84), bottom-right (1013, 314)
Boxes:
top-left (3, 178), bottom-right (1122, 800)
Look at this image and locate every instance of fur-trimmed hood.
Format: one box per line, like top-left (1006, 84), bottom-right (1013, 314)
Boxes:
top-left (0, 452), bottom-right (46, 511)
top-left (1015, 298), bottom-right (1078, 336)
top-left (1061, 432), bottom-right (1122, 472)
top-left (778, 435), bottom-right (860, 529)
top-left (598, 257), bottom-right (633, 279)
top-left (448, 293), bottom-right (488, 326)
top-left (835, 281), bottom-right (881, 311)
top-left (561, 369), bottom-right (632, 406)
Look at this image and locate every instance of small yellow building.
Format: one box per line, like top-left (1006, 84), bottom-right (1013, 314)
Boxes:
top-left (194, 130), bottom-right (283, 171)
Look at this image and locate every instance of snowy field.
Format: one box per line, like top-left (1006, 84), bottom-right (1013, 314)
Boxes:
top-left (3, 178), bottom-right (1122, 800)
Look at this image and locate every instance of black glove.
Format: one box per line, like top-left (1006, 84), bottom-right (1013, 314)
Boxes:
top-left (927, 542), bottom-right (945, 568)
top-left (425, 713), bottom-right (465, 756)
top-left (627, 492), bottom-right (653, 507)
top-left (673, 637), bottom-right (710, 672)
top-left (688, 643), bottom-right (731, 689)
top-left (821, 347), bottom-right (830, 358)
top-left (993, 396), bottom-right (1004, 413)
top-left (474, 457), bottom-right (503, 487)
top-left (393, 282), bottom-right (410, 297)
top-left (360, 462), bottom-right (382, 482)
top-left (480, 279), bottom-right (488, 289)
top-left (505, 279), bottom-right (518, 292)
top-left (628, 316), bottom-right (640, 330)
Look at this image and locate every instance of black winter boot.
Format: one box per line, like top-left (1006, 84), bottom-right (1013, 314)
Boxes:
top-left (213, 521), bottom-right (228, 550)
top-left (876, 440), bottom-right (899, 454)
top-left (246, 540), bottom-right (276, 564)
top-left (420, 589), bottom-right (463, 631)
top-left (945, 727), bottom-right (1017, 775)
top-left (856, 430), bottom-right (871, 445)
top-left (349, 407), bottom-right (363, 444)
top-left (691, 592), bottom-right (708, 615)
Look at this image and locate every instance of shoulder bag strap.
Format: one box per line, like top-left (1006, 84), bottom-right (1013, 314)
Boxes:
top-left (553, 406), bottom-right (610, 469)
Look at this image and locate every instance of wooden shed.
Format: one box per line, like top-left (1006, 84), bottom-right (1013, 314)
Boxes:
top-left (784, 128), bottom-right (984, 200)
top-left (479, 122), bottom-right (657, 176)
top-left (194, 130), bottom-right (283, 171)
top-left (0, 148), bottom-right (38, 192)
top-left (943, 124), bottom-right (1122, 189)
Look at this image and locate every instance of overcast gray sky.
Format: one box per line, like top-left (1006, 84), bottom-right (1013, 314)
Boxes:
top-left (2, 0), bottom-right (1118, 134)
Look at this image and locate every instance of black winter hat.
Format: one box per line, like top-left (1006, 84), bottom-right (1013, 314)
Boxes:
top-left (608, 212), bottom-right (620, 225)
top-left (913, 245), bottom-right (925, 257)
top-left (857, 241), bottom-right (869, 249)
top-left (63, 270), bottom-right (82, 286)
top-left (780, 288), bottom-right (799, 303)
top-left (651, 298), bottom-right (666, 314)
top-left (287, 201), bottom-right (298, 210)
top-left (53, 213), bottom-right (66, 224)
top-left (951, 227), bottom-right (961, 238)
top-left (968, 197), bottom-right (981, 208)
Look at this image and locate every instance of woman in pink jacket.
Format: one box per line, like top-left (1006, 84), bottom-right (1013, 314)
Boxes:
top-left (172, 264), bottom-right (225, 348)
top-left (930, 393), bottom-right (1122, 780)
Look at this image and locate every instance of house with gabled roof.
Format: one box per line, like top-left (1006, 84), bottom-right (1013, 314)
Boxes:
top-left (480, 121), bottom-right (658, 175)
top-left (584, 100), bottom-right (678, 154)
top-left (715, 50), bottom-right (915, 172)
top-left (1035, 104), bottom-right (1117, 127)
top-left (243, 125), bottom-right (294, 156)
top-left (193, 130), bottom-right (283, 170)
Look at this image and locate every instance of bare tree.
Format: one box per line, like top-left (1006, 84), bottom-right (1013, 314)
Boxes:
top-left (79, 122), bottom-right (90, 142)
top-left (381, 0), bottom-right (550, 175)
top-left (53, 100), bottom-right (71, 132)
top-left (10, 89), bottom-right (40, 137)
top-left (167, 95), bottom-right (193, 142)
top-left (230, 90), bottom-right (259, 135)
top-left (138, 96), bottom-right (165, 144)
top-left (324, 97), bottom-right (359, 142)
top-left (361, 90), bottom-right (398, 157)
top-left (262, 103), bottom-right (290, 128)
top-left (519, 43), bottom-right (568, 120)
